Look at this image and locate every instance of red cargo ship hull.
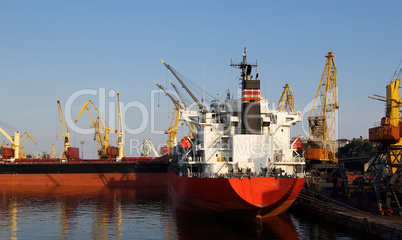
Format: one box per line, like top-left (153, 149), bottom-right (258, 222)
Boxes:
top-left (0, 157), bottom-right (168, 187)
top-left (168, 170), bottom-right (305, 218)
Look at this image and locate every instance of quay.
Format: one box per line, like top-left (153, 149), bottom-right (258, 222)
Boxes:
top-left (291, 195), bottom-right (402, 240)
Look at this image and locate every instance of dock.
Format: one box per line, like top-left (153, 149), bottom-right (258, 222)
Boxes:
top-left (291, 194), bottom-right (402, 240)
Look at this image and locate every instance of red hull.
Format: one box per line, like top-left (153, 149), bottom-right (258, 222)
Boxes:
top-left (0, 172), bottom-right (168, 187)
top-left (168, 170), bottom-right (305, 218)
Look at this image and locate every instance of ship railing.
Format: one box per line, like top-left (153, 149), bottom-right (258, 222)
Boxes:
top-left (183, 170), bottom-right (295, 179)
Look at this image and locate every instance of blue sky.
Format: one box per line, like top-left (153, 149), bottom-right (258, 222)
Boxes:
top-left (0, 1), bottom-right (401, 158)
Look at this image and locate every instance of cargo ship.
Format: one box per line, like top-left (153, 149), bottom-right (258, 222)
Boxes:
top-left (164, 48), bottom-right (305, 219)
top-left (0, 92), bottom-right (169, 188)
top-left (0, 155), bottom-right (169, 187)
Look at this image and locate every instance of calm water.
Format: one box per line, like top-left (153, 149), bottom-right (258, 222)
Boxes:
top-left (0, 185), bottom-right (375, 240)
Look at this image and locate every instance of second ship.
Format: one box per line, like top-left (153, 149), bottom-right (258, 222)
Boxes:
top-left (0, 92), bottom-right (169, 188)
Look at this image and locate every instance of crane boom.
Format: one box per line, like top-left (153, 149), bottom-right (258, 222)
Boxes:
top-left (153, 81), bottom-right (181, 109)
top-left (153, 80), bottom-right (182, 154)
top-left (75, 100), bottom-right (115, 159)
top-left (169, 79), bottom-right (187, 109)
top-left (160, 58), bottom-right (203, 109)
top-left (305, 52), bottom-right (338, 162)
top-left (20, 132), bottom-right (37, 148)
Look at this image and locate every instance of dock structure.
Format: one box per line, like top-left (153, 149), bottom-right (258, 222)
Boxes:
top-left (292, 197), bottom-right (402, 240)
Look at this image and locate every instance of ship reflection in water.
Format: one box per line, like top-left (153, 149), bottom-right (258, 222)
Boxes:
top-left (0, 185), bottom-right (371, 240)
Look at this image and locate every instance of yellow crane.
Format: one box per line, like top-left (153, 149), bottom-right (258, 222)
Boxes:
top-left (50, 143), bottom-right (58, 158)
top-left (57, 99), bottom-right (70, 159)
top-left (153, 81), bottom-right (181, 155)
top-left (366, 79), bottom-right (402, 215)
top-left (19, 132), bottom-right (37, 158)
top-left (75, 100), bottom-right (115, 159)
top-left (276, 84), bottom-right (294, 112)
top-left (305, 52), bottom-right (338, 162)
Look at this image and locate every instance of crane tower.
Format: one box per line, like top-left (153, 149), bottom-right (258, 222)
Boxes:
top-left (305, 52), bottom-right (339, 162)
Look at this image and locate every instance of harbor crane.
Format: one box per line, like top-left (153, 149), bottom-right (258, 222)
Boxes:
top-left (75, 100), bottom-right (116, 159)
top-left (365, 78), bottom-right (402, 215)
top-left (304, 52), bottom-right (348, 197)
top-left (276, 84), bottom-right (294, 113)
top-left (305, 52), bottom-right (339, 162)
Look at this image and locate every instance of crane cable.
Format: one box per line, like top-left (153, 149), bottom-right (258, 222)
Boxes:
top-left (392, 57), bottom-right (402, 79)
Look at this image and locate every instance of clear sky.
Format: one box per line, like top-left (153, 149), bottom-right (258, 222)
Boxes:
top-left (1, 0), bottom-right (401, 158)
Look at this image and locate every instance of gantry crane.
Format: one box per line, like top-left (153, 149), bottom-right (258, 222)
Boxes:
top-left (276, 84), bottom-right (294, 113)
top-left (57, 99), bottom-right (70, 159)
top-left (75, 100), bottom-right (116, 159)
top-left (19, 132), bottom-right (37, 158)
top-left (305, 52), bottom-right (339, 162)
top-left (365, 78), bottom-right (402, 215)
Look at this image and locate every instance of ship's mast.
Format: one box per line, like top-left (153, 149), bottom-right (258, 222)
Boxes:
top-left (230, 48), bottom-right (261, 134)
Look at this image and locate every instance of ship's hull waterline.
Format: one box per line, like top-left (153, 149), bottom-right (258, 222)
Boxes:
top-left (168, 170), bottom-right (305, 218)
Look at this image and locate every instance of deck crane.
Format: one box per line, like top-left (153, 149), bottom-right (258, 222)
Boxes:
top-left (160, 59), bottom-right (204, 110)
top-left (116, 92), bottom-right (124, 160)
top-left (0, 127), bottom-right (20, 161)
top-left (169, 79), bottom-right (195, 139)
top-left (75, 100), bottom-right (116, 159)
top-left (276, 84), bottom-right (295, 113)
top-left (50, 144), bottom-right (58, 158)
top-left (57, 99), bottom-right (70, 159)
top-left (365, 78), bottom-right (402, 215)
top-left (19, 132), bottom-right (37, 158)
top-left (141, 139), bottom-right (160, 157)
top-left (154, 80), bottom-right (181, 155)
top-left (305, 52), bottom-right (339, 162)
top-left (169, 79), bottom-right (187, 109)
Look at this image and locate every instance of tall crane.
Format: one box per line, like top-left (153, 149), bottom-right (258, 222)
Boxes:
top-left (75, 100), bottom-right (115, 159)
top-left (305, 52), bottom-right (339, 162)
top-left (116, 92), bottom-right (124, 160)
top-left (57, 99), bottom-right (70, 158)
top-left (276, 84), bottom-right (295, 113)
top-left (366, 78), bottom-right (402, 215)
